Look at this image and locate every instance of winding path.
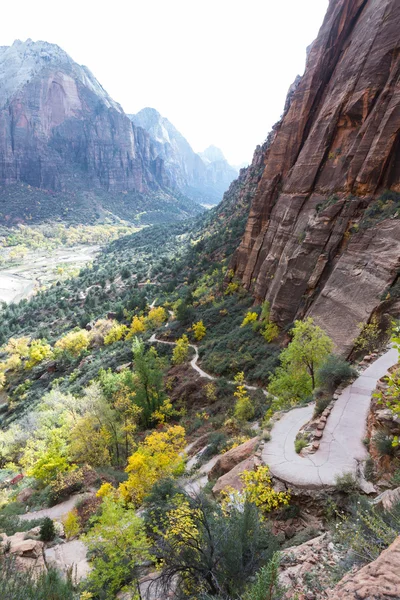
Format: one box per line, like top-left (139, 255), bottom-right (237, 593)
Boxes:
top-left (149, 333), bottom-right (264, 391)
top-left (262, 347), bottom-right (398, 490)
top-left (19, 493), bottom-right (92, 522)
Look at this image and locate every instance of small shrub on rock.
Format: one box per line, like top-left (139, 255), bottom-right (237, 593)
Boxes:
top-left (335, 472), bottom-right (359, 494)
top-left (313, 389), bottom-right (331, 417)
top-left (39, 517), bottom-right (55, 542)
top-left (373, 431), bottom-right (395, 457)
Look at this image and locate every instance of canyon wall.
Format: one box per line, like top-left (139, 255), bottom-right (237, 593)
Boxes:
top-left (233, 0), bottom-right (400, 353)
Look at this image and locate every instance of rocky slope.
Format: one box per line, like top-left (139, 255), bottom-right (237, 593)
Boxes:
top-left (0, 39), bottom-right (201, 224)
top-left (232, 0), bottom-right (400, 354)
top-left (129, 108), bottom-right (238, 206)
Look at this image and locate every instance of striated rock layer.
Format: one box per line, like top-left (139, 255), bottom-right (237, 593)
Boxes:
top-left (233, 0), bottom-right (400, 354)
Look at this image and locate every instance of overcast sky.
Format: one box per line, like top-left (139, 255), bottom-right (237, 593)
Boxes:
top-left (0, 0), bottom-right (328, 165)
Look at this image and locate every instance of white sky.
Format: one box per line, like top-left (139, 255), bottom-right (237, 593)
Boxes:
top-left (0, 0), bottom-right (328, 165)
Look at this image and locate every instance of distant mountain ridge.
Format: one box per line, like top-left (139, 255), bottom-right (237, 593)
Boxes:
top-left (129, 108), bottom-right (238, 206)
top-left (0, 40), bottom-right (204, 225)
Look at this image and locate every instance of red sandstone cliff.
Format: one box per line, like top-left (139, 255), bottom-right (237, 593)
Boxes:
top-left (233, 0), bottom-right (400, 354)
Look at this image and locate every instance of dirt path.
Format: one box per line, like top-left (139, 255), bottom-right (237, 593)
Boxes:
top-left (149, 333), bottom-right (265, 391)
top-left (20, 493), bottom-right (92, 522)
top-left (262, 347), bottom-right (398, 491)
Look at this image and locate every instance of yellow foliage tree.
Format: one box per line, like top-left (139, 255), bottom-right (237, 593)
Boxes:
top-left (119, 425), bottom-right (186, 506)
top-left (233, 372), bottom-right (254, 422)
top-left (96, 482), bottom-right (115, 499)
top-left (126, 315), bottom-right (147, 339)
top-left (146, 306), bottom-right (167, 328)
top-left (55, 329), bottom-right (90, 357)
top-left (192, 320), bottom-right (207, 341)
top-left (240, 312), bottom-right (258, 328)
top-left (240, 466), bottom-right (290, 516)
top-left (172, 335), bottom-right (189, 365)
top-left (3, 337), bottom-right (30, 358)
top-left (62, 509), bottom-right (81, 540)
top-left (69, 415), bottom-right (112, 467)
top-left (103, 322), bottom-right (128, 345)
top-left (25, 339), bottom-right (53, 369)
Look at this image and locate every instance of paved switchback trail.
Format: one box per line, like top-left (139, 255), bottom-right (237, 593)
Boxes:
top-left (262, 347), bottom-right (398, 490)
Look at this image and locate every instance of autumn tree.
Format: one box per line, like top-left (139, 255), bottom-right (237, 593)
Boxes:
top-left (55, 329), bottom-right (90, 358)
top-left (192, 320), bottom-right (206, 341)
top-left (103, 322), bottom-right (128, 345)
top-left (126, 315), bottom-right (146, 339)
top-left (172, 334), bottom-right (189, 365)
top-left (119, 425), bottom-right (186, 506)
top-left (149, 489), bottom-right (278, 599)
top-left (25, 339), bottom-right (53, 369)
top-left (146, 306), bottom-right (167, 328)
top-left (233, 371), bottom-right (254, 422)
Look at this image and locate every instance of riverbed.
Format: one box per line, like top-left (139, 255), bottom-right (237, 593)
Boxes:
top-left (0, 245), bottom-right (100, 305)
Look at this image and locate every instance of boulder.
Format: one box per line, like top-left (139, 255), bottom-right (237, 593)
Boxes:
top-left (45, 539), bottom-right (90, 582)
top-left (372, 487), bottom-right (400, 512)
top-left (212, 456), bottom-right (255, 497)
top-left (1, 531), bottom-right (46, 576)
top-left (208, 437), bottom-right (258, 481)
top-left (330, 536), bottom-right (400, 599)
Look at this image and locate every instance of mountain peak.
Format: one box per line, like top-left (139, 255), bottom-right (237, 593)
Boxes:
top-left (0, 38), bottom-right (121, 112)
top-left (200, 145), bottom-right (226, 164)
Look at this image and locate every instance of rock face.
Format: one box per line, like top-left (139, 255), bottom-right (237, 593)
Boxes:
top-left (0, 40), bottom-right (201, 224)
top-left (330, 535), bottom-right (400, 599)
top-left (232, 0), bottom-right (400, 354)
top-left (129, 108), bottom-right (238, 205)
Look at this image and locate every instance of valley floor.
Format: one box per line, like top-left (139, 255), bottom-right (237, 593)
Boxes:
top-left (0, 244), bottom-right (100, 304)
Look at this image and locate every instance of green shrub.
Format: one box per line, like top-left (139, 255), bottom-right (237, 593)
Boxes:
top-left (390, 469), bottom-right (400, 486)
top-left (334, 497), bottom-right (400, 562)
top-left (39, 517), bottom-right (55, 542)
top-left (243, 552), bottom-right (284, 600)
top-left (0, 555), bottom-right (75, 599)
top-left (196, 432), bottom-right (228, 466)
top-left (373, 431), bottom-right (395, 457)
top-left (335, 472), bottom-right (359, 494)
top-left (295, 435), bottom-right (308, 454)
top-left (317, 355), bottom-right (356, 393)
top-left (364, 458), bottom-right (375, 482)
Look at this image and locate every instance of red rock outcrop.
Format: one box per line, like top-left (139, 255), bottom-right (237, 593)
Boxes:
top-left (233, 0), bottom-right (400, 354)
top-left (330, 535), bottom-right (400, 599)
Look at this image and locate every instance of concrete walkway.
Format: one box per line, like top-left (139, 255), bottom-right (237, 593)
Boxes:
top-left (262, 347), bottom-right (398, 489)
